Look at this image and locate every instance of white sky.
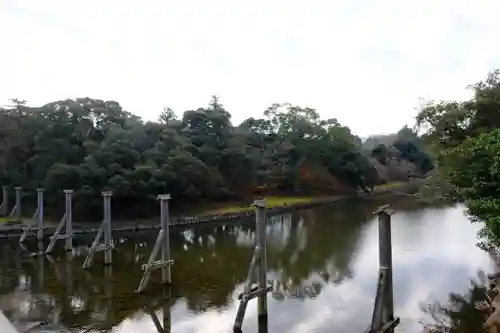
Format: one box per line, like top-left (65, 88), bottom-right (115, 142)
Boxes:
top-left (1, 0), bottom-right (500, 137)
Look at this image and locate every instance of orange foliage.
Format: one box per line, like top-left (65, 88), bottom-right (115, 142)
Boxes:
top-left (296, 163), bottom-right (353, 194)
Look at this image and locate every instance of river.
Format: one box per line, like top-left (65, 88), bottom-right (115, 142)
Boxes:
top-left (0, 195), bottom-right (495, 333)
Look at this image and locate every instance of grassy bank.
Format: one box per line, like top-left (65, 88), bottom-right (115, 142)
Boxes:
top-left (0, 182), bottom-right (412, 227)
top-left (198, 196), bottom-right (320, 215)
top-left (374, 181), bottom-right (409, 191)
top-left (195, 182), bottom-right (411, 217)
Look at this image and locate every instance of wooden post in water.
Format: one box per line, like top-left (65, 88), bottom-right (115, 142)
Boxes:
top-left (14, 186), bottom-right (21, 222)
top-left (136, 194), bottom-right (174, 293)
top-left (159, 194), bottom-right (172, 284)
top-left (36, 189), bottom-right (44, 241)
top-left (233, 200), bottom-right (272, 333)
top-left (82, 191), bottom-right (114, 268)
top-left (255, 199), bottom-right (268, 324)
top-left (378, 205), bottom-right (394, 325)
top-left (9, 186), bottom-right (22, 222)
top-left (103, 191), bottom-right (113, 265)
top-left (370, 205), bottom-right (399, 333)
top-left (64, 190), bottom-right (73, 252)
top-left (0, 186), bottom-right (8, 216)
top-left (46, 189), bottom-right (74, 254)
top-left (20, 188), bottom-right (44, 243)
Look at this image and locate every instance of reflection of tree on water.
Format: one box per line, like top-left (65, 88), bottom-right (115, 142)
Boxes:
top-left (0, 244), bottom-right (63, 332)
top-left (266, 202), bottom-right (368, 300)
top-left (420, 270), bottom-right (491, 333)
top-left (0, 196), bottom-right (454, 332)
top-left (270, 279), bottom-right (323, 301)
top-left (0, 242), bottom-right (177, 332)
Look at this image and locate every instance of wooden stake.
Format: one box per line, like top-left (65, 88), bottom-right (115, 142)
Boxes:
top-left (9, 187), bottom-right (22, 222)
top-left (370, 205), bottom-right (397, 333)
top-left (377, 205), bottom-right (394, 325)
top-left (255, 199), bottom-right (268, 322)
top-left (159, 194), bottom-right (172, 284)
top-left (36, 189), bottom-right (44, 241)
top-left (64, 190), bottom-right (73, 252)
top-left (103, 191), bottom-right (113, 265)
top-left (82, 191), bottom-right (114, 268)
top-left (46, 189), bottom-right (73, 254)
top-left (0, 186), bottom-right (8, 216)
top-left (233, 200), bottom-right (271, 333)
top-left (20, 188), bottom-right (44, 243)
top-left (136, 194), bottom-right (173, 293)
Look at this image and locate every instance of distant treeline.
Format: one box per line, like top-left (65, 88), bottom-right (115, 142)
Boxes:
top-left (0, 96), bottom-right (432, 219)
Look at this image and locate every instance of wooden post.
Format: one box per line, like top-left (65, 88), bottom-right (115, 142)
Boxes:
top-left (36, 188), bottom-right (44, 241)
top-left (46, 189), bottom-right (73, 254)
top-left (136, 194), bottom-right (174, 293)
top-left (233, 200), bottom-right (271, 333)
top-left (376, 205), bottom-right (395, 332)
top-left (64, 190), bottom-right (73, 252)
top-left (15, 186), bottom-right (21, 221)
top-left (82, 191), bottom-right (115, 268)
top-left (20, 188), bottom-right (44, 243)
top-left (103, 191), bottom-right (113, 265)
top-left (255, 199), bottom-right (268, 323)
top-left (10, 186), bottom-right (22, 222)
top-left (0, 186), bottom-right (8, 216)
top-left (159, 194), bottom-right (171, 284)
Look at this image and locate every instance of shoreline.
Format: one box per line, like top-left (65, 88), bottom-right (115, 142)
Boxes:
top-left (0, 185), bottom-right (412, 239)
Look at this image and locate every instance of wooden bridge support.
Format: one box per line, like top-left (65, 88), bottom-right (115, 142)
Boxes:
top-left (20, 188), bottom-right (45, 243)
top-left (8, 187), bottom-right (22, 222)
top-left (46, 190), bottom-right (73, 254)
top-left (0, 186), bottom-right (8, 216)
top-left (82, 191), bottom-right (114, 268)
top-left (136, 194), bottom-right (174, 293)
top-left (370, 205), bottom-right (400, 333)
top-left (233, 200), bottom-right (272, 333)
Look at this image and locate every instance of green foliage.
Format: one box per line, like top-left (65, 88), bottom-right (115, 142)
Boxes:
top-left (416, 69), bottom-right (500, 246)
top-left (0, 97), bottom-right (413, 219)
top-left (366, 126), bottom-right (434, 179)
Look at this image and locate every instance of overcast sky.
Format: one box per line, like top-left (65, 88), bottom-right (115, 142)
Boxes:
top-left (1, 0), bottom-right (499, 137)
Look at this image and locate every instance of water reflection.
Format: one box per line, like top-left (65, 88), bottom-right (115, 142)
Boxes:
top-left (0, 195), bottom-right (494, 333)
top-left (420, 270), bottom-right (492, 333)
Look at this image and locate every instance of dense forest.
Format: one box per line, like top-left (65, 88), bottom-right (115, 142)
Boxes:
top-left (0, 95), bottom-right (432, 218)
top-left (416, 70), bottom-right (500, 249)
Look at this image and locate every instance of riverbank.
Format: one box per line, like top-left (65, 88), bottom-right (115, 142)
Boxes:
top-left (0, 182), bottom-right (413, 239)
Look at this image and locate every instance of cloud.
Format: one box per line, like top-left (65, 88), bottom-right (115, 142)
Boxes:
top-left (2, 0), bottom-right (500, 136)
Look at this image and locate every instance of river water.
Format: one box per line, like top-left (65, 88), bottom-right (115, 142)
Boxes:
top-left (0, 195), bottom-right (495, 333)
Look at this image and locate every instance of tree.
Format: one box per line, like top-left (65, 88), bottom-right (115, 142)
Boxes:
top-left (158, 107), bottom-right (177, 124)
top-left (0, 96), bottom-right (429, 220)
top-left (415, 70), bottom-right (500, 246)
